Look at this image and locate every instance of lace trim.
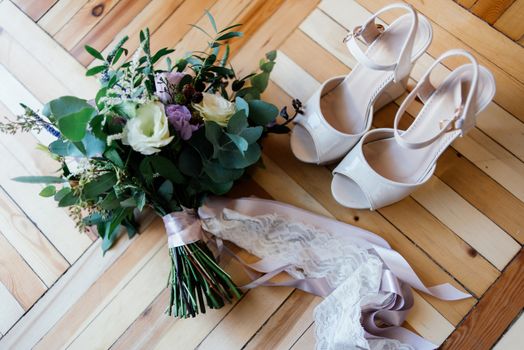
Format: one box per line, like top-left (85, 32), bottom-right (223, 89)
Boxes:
top-left (202, 209), bottom-right (413, 350)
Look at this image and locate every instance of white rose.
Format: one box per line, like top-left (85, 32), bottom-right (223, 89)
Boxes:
top-left (193, 93), bottom-right (235, 127)
top-left (122, 102), bottom-right (174, 155)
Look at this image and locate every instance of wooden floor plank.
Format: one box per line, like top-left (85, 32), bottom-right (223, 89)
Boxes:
top-left (0, 234), bottom-right (135, 349)
top-left (494, 0), bottom-right (524, 40)
top-left (0, 282), bottom-right (24, 335)
top-left (70, 0), bottom-right (151, 66)
top-left (471, 0), bottom-right (516, 24)
top-left (90, 0), bottom-right (185, 68)
top-left (493, 313), bottom-right (524, 350)
top-left (37, 0), bottom-right (89, 36)
top-left (0, 232), bottom-right (46, 310)
top-left (0, 186), bottom-right (69, 287)
top-left (442, 249), bottom-right (524, 349)
top-left (10, 0), bottom-right (57, 21)
top-left (0, 1), bottom-right (99, 99)
top-left (53, 0), bottom-right (122, 50)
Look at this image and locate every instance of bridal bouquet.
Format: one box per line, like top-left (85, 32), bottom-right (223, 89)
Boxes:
top-left (0, 14), bottom-right (294, 318)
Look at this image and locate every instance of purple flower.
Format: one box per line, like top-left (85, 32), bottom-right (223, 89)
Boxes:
top-left (155, 72), bottom-right (185, 104)
top-left (165, 104), bottom-right (200, 140)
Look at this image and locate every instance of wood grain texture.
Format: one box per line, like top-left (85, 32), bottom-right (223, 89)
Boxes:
top-left (11, 0), bottom-right (57, 21)
top-left (442, 249), bottom-right (524, 349)
top-left (1, 0), bottom-right (523, 348)
top-left (471, 0), bottom-right (516, 24)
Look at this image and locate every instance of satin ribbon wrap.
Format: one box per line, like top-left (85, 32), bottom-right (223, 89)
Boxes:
top-left (162, 197), bottom-right (470, 349)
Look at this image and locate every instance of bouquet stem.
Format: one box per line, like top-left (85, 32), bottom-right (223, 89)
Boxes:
top-left (167, 241), bottom-right (242, 318)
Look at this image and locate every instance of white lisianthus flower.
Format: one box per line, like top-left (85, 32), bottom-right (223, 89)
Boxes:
top-left (193, 93), bottom-right (235, 127)
top-left (122, 102), bottom-right (174, 155)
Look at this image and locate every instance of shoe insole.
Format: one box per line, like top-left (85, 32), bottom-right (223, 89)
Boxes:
top-left (363, 65), bottom-right (495, 184)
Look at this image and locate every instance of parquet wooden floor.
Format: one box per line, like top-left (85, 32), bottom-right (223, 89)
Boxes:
top-left (0, 0), bottom-right (523, 349)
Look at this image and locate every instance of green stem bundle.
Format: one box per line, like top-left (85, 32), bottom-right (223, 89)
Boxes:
top-left (167, 240), bottom-right (242, 318)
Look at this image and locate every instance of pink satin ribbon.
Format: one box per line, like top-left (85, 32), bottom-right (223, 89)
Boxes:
top-left (163, 197), bottom-right (471, 349)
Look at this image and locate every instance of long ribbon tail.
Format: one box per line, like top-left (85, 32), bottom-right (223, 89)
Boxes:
top-left (199, 196), bottom-right (471, 349)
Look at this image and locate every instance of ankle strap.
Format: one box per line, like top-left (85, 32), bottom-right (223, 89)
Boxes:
top-left (393, 49), bottom-right (480, 150)
top-left (343, 3), bottom-right (418, 82)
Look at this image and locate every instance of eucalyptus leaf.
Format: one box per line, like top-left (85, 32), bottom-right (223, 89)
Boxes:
top-left (57, 107), bottom-right (97, 142)
top-left (227, 110), bottom-right (248, 134)
top-left (226, 133), bottom-right (248, 154)
top-left (82, 173), bottom-right (117, 199)
top-left (247, 100), bottom-right (278, 126)
top-left (251, 72), bottom-right (269, 93)
top-left (240, 126), bottom-right (263, 144)
top-left (13, 176), bottom-right (66, 184)
top-left (58, 191), bottom-right (79, 207)
top-left (178, 147), bottom-right (202, 177)
top-left (49, 139), bottom-right (83, 157)
top-left (218, 143), bottom-right (261, 169)
top-left (235, 96), bottom-right (249, 115)
top-left (39, 185), bottom-right (56, 197)
top-left (158, 180), bottom-right (174, 202)
top-left (104, 148), bottom-right (124, 168)
top-left (54, 187), bottom-right (71, 201)
top-left (203, 160), bottom-right (243, 183)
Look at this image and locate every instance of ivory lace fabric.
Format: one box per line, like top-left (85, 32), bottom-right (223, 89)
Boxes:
top-left (202, 208), bottom-right (413, 350)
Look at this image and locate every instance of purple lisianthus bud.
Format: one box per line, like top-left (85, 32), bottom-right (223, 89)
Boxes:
top-left (165, 104), bottom-right (200, 140)
top-left (155, 72), bottom-right (185, 104)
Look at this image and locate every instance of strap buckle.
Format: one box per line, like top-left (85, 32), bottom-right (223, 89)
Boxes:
top-left (439, 106), bottom-right (464, 132)
top-left (343, 24), bottom-right (385, 43)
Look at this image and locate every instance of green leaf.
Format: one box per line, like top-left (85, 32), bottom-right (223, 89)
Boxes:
top-left (120, 197), bottom-right (137, 207)
top-left (260, 61), bottom-right (276, 73)
top-left (83, 212), bottom-right (103, 226)
top-left (220, 44), bottom-right (230, 66)
top-left (113, 101), bottom-right (137, 119)
top-left (216, 31), bottom-right (243, 41)
top-left (218, 143), bottom-right (261, 169)
top-left (247, 100), bottom-right (278, 126)
top-left (203, 160), bottom-right (243, 183)
top-left (95, 87), bottom-right (107, 110)
top-left (134, 191), bottom-right (146, 211)
top-left (85, 45), bottom-right (104, 61)
top-left (104, 148), bottom-right (124, 168)
top-left (226, 133), bottom-right (248, 154)
top-left (205, 10), bottom-right (217, 32)
top-left (227, 110), bottom-right (248, 134)
top-left (158, 180), bottom-right (173, 202)
top-left (178, 147), bottom-right (202, 177)
top-left (82, 132), bottom-right (106, 157)
top-left (39, 185), bottom-right (56, 197)
top-left (54, 187), bottom-right (71, 201)
top-left (204, 121), bottom-right (223, 157)
top-left (265, 50), bottom-right (277, 61)
top-left (48, 96), bottom-right (93, 118)
top-left (218, 23), bottom-right (242, 34)
top-left (82, 172), bottom-right (117, 199)
top-left (86, 65), bottom-right (106, 77)
top-left (49, 139), bottom-right (84, 157)
top-left (57, 108), bottom-right (97, 142)
top-left (99, 192), bottom-right (121, 210)
top-left (240, 126), bottom-right (263, 144)
top-left (58, 191), bottom-right (79, 207)
top-left (13, 176), bottom-right (65, 184)
top-left (204, 179), bottom-right (234, 195)
top-left (235, 96), bottom-right (249, 116)
top-left (236, 87), bottom-right (260, 100)
top-left (251, 72), bottom-right (269, 93)
top-left (150, 156), bottom-right (184, 184)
